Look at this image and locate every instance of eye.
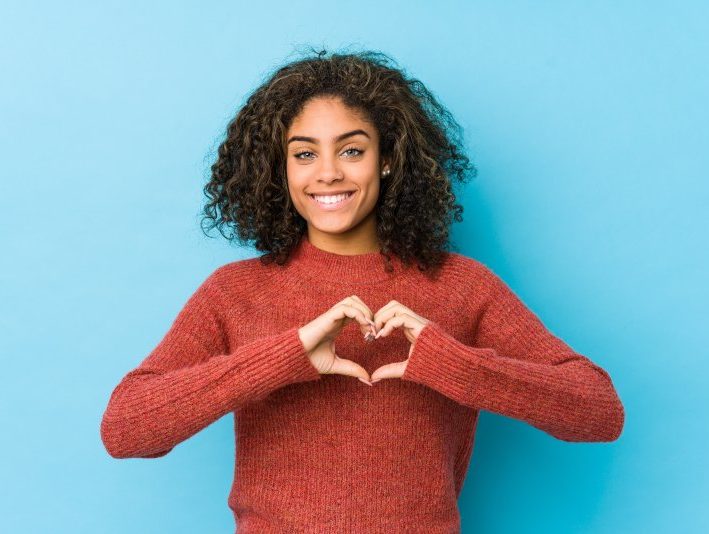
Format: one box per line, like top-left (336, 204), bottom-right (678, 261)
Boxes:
top-left (293, 150), bottom-right (314, 160)
top-left (293, 147), bottom-right (364, 160)
top-left (342, 147), bottom-right (364, 157)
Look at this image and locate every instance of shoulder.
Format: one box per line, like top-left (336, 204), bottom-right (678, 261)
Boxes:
top-left (209, 256), bottom-right (264, 277)
top-left (202, 256), bottom-right (270, 294)
top-left (432, 251), bottom-right (516, 309)
top-left (440, 251), bottom-right (502, 288)
top-left (198, 255), bottom-right (295, 312)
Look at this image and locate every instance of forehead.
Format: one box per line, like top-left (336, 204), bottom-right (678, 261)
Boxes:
top-left (288, 96), bottom-right (374, 136)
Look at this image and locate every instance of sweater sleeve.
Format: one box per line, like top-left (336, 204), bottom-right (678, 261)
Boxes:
top-left (100, 271), bottom-right (322, 459)
top-left (401, 264), bottom-right (625, 442)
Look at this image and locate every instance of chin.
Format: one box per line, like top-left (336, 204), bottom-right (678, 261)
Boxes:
top-left (308, 221), bottom-right (355, 235)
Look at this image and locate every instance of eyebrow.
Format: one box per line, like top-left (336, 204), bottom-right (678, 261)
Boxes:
top-left (286, 129), bottom-right (370, 146)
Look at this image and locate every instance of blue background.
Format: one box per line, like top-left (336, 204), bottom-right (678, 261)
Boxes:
top-left (2, 1), bottom-right (707, 532)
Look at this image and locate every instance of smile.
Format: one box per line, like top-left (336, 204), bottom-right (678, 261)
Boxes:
top-left (308, 191), bottom-right (356, 211)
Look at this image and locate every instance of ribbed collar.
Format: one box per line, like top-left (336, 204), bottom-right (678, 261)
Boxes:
top-left (287, 233), bottom-right (407, 284)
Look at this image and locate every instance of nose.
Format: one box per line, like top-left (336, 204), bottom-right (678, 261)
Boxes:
top-left (318, 153), bottom-right (344, 184)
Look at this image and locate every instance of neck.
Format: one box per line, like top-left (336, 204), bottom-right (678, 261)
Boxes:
top-left (285, 232), bottom-right (406, 284)
top-left (306, 214), bottom-right (380, 256)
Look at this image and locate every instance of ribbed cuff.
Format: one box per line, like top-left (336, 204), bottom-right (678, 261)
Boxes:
top-left (236, 326), bottom-right (322, 400)
top-left (401, 321), bottom-right (492, 406)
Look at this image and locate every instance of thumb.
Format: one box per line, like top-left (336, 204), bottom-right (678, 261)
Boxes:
top-left (329, 354), bottom-right (371, 382)
top-left (370, 360), bottom-right (408, 382)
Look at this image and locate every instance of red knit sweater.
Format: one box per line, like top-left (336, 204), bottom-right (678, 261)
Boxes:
top-left (100, 234), bottom-right (625, 533)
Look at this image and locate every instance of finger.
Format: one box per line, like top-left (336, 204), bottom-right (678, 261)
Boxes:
top-left (373, 302), bottom-right (424, 333)
top-left (372, 302), bottom-right (396, 330)
top-left (373, 301), bottom-right (405, 331)
top-left (333, 303), bottom-right (376, 337)
top-left (370, 360), bottom-right (407, 381)
top-left (341, 298), bottom-right (377, 336)
top-left (329, 354), bottom-right (371, 382)
top-left (348, 295), bottom-right (376, 325)
top-left (374, 314), bottom-right (408, 339)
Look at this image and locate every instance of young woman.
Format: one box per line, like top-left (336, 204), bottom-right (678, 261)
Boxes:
top-left (101, 49), bottom-right (625, 533)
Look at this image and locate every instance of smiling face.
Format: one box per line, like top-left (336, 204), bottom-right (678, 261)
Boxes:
top-left (285, 95), bottom-right (389, 253)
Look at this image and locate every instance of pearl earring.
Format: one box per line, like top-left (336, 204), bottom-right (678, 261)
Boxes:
top-left (382, 168), bottom-right (390, 177)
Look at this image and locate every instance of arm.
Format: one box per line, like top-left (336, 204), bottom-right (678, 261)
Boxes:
top-left (401, 264), bottom-right (625, 442)
top-left (100, 271), bottom-right (321, 459)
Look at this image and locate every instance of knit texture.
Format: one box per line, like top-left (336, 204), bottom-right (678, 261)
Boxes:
top-left (100, 234), bottom-right (625, 533)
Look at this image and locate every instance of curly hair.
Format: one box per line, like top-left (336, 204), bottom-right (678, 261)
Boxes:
top-left (201, 45), bottom-right (477, 276)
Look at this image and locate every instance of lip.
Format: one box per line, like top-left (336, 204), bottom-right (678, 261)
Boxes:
top-left (308, 191), bottom-right (356, 211)
top-left (308, 190), bottom-right (356, 195)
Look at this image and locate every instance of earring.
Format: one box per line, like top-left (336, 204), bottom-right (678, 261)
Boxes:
top-left (382, 168), bottom-right (391, 178)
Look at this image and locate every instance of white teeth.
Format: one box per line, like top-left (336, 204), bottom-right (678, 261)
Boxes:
top-left (310, 192), bottom-right (353, 204)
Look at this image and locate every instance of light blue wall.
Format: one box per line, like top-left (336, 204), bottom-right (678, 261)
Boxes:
top-left (2, 1), bottom-right (707, 532)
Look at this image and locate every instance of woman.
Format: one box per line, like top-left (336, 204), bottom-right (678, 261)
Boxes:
top-left (100, 48), bottom-right (625, 533)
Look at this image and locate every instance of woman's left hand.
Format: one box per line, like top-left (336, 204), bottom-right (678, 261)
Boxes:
top-left (369, 300), bottom-right (431, 383)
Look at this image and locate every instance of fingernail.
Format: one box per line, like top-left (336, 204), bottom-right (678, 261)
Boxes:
top-left (374, 330), bottom-right (382, 339)
top-left (358, 377), bottom-right (373, 386)
top-left (371, 378), bottom-right (381, 383)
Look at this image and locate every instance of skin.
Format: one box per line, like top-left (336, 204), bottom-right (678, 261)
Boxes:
top-left (286, 96), bottom-right (430, 385)
top-left (285, 95), bottom-right (388, 255)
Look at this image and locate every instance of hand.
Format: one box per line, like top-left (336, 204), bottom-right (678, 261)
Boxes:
top-left (369, 300), bottom-right (430, 383)
top-left (298, 295), bottom-right (378, 384)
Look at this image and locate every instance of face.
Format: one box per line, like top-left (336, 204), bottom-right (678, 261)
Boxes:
top-left (285, 96), bottom-right (388, 243)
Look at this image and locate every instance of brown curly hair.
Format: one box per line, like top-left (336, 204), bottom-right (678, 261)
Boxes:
top-left (201, 45), bottom-right (477, 276)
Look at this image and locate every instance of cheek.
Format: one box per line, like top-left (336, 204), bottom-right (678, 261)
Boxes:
top-left (286, 165), bottom-right (309, 192)
top-left (354, 168), bottom-right (381, 195)
top-left (285, 171), bottom-right (310, 215)
top-left (354, 157), bottom-right (380, 181)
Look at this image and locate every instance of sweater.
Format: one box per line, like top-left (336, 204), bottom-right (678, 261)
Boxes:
top-left (100, 233), bottom-right (625, 533)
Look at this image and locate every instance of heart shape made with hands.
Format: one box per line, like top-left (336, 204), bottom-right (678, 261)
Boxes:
top-left (352, 298), bottom-right (431, 385)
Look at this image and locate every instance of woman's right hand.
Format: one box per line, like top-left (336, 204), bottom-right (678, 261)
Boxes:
top-left (298, 295), bottom-right (378, 384)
